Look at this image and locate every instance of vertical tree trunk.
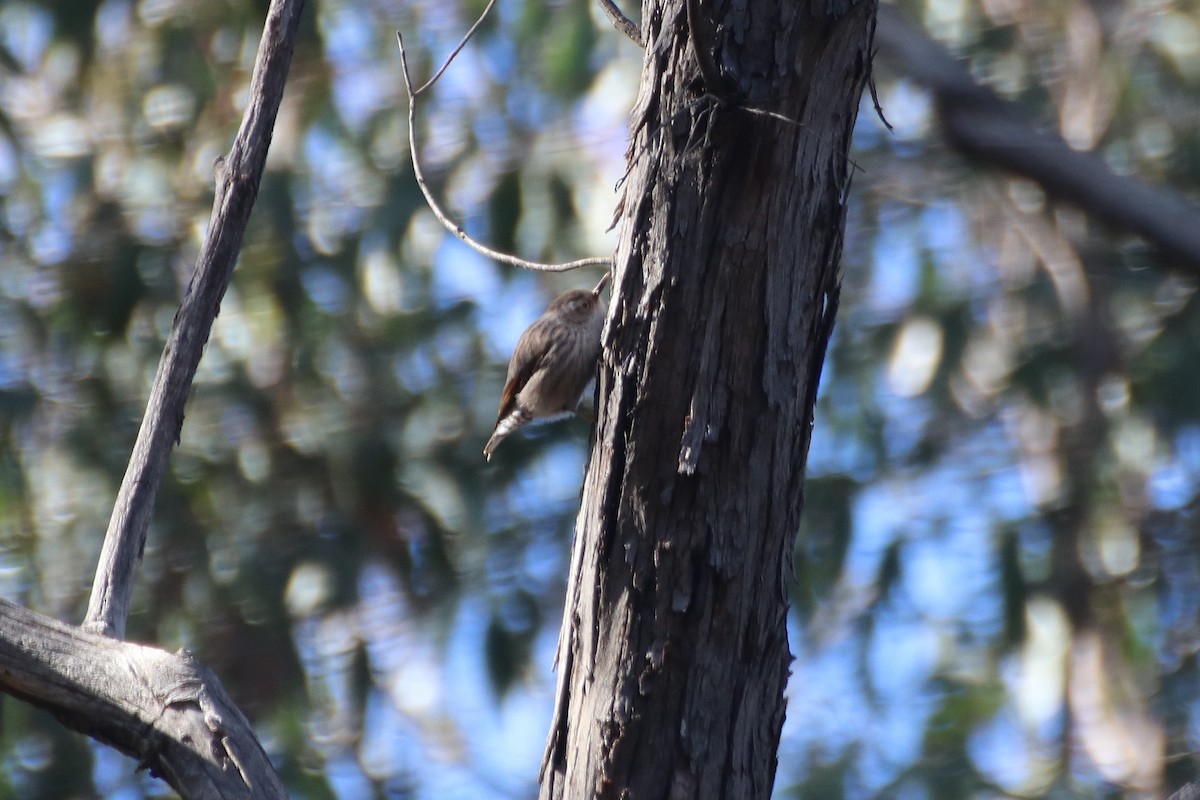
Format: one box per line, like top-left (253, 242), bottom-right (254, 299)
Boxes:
top-left (540, 1), bottom-right (876, 797)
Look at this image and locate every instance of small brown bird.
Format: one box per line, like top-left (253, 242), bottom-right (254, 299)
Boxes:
top-left (484, 273), bottom-right (610, 461)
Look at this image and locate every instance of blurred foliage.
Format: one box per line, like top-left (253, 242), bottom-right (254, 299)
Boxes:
top-left (0, 0), bottom-right (1197, 798)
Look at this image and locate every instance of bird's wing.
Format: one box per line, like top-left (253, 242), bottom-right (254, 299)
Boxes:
top-left (495, 317), bottom-right (552, 424)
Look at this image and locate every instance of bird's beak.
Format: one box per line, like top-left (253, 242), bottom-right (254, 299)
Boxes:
top-left (592, 271), bottom-right (611, 296)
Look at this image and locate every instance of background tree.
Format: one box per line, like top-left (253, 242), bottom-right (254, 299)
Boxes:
top-left (0, 0), bottom-right (1195, 798)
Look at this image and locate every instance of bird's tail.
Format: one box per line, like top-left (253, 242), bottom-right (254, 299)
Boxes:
top-left (484, 409), bottom-right (530, 461)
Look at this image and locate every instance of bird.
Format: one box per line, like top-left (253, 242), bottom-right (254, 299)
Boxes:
top-left (484, 273), bottom-right (610, 461)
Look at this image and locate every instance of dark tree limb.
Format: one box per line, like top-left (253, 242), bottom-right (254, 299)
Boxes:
top-left (875, 5), bottom-right (1200, 272)
top-left (0, 599), bottom-right (286, 799)
top-left (598, 0), bottom-right (643, 46)
top-left (84, 0), bottom-right (307, 638)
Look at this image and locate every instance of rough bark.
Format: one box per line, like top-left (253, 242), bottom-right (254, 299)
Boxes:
top-left (0, 600), bottom-right (286, 799)
top-left (541, 1), bottom-right (876, 797)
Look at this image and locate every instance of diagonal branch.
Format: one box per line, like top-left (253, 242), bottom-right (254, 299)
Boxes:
top-left (598, 0), bottom-right (643, 46)
top-left (875, 5), bottom-right (1200, 272)
top-left (84, 0), bottom-right (307, 639)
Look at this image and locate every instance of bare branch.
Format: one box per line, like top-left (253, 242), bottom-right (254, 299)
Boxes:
top-left (84, 0), bottom-right (307, 639)
top-left (0, 600), bottom-right (286, 799)
top-left (597, 0), bottom-right (643, 46)
top-left (875, 5), bottom-right (1200, 271)
top-left (395, 29), bottom-right (613, 274)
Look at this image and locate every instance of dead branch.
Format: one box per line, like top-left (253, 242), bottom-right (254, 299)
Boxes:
top-left (0, 599), bottom-right (286, 799)
top-left (83, 0), bottom-right (307, 639)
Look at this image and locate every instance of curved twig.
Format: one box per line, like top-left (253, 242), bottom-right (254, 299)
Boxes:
top-left (395, 29), bottom-right (612, 274)
top-left (867, 52), bottom-right (893, 131)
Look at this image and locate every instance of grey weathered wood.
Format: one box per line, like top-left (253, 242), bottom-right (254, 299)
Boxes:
top-left (875, 4), bottom-right (1200, 271)
top-left (1170, 782), bottom-right (1200, 800)
top-left (0, 1), bottom-right (305, 794)
top-left (0, 599), bottom-right (287, 799)
top-left (540, 1), bottom-right (875, 797)
top-left (84, 0), bottom-right (306, 639)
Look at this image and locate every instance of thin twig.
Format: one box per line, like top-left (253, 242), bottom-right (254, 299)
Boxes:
top-left (739, 103), bottom-right (805, 127)
top-left (597, 0), bottom-right (642, 46)
top-left (396, 29), bottom-right (612, 274)
top-left (415, 0), bottom-right (498, 96)
top-left (867, 48), bottom-right (893, 131)
top-left (592, 271), bottom-right (611, 294)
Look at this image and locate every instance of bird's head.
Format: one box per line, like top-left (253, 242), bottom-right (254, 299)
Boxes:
top-left (549, 271), bottom-right (609, 322)
top-left (547, 289), bottom-right (600, 322)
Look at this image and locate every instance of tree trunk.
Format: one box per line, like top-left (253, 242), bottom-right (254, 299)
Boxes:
top-left (540, 0), bottom-right (876, 797)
